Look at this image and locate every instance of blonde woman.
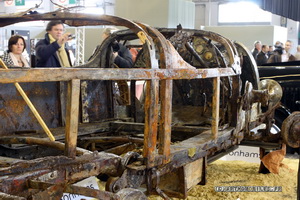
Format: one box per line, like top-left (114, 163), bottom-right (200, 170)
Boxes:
top-left (0, 35), bottom-right (30, 68)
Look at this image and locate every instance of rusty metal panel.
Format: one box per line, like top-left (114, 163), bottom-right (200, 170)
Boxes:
top-left (81, 80), bottom-right (113, 122)
top-left (0, 82), bottom-right (60, 135)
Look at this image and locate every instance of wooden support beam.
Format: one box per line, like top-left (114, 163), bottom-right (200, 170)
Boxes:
top-left (65, 79), bottom-right (81, 158)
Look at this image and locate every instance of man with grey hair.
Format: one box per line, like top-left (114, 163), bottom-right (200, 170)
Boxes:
top-left (252, 40), bottom-right (262, 60)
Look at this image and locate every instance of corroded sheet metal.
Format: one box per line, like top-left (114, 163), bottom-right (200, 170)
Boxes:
top-left (81, 80), bottom-right (113, 122)
top-left (0, 82), bottom-right (60, 135)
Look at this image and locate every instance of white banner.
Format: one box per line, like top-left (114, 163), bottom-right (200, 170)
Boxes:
top-left (220, 145), bottom-right (260, 163)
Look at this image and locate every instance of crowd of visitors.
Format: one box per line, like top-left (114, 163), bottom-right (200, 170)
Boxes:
top-left (252, 40), bottom-right (300, 65)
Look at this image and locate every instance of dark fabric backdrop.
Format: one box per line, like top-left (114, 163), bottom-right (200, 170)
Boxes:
top-left (260, 0), bottom-right (300, 22)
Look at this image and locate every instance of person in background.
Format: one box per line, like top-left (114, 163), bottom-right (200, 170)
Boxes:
top-left (267, 45), bottom-right (274, 57)
top-left (35, 20), bottom-right (73, 68)
top-left (256, 45), bottom-right (269, 66)
top-left (294, 45), bottom-right (300, 60)
top-left (102, 27), bottom-right (133, 68)
top-left (0, 35), bottom-right (30, 68)
top-left (274, 41), bottom-right (283, 47)
top-left (251, 40), bottom-right (262, 60)
top-left (281, 40), bottom-right (295, 62)
top-left (268, 40), bottom-right (295, 63)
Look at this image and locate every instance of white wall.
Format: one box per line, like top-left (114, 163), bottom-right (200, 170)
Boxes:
top-left (168, 0), bottom-right (195, 28)
top-left (115, 0), bottom-right (169, 27)
top-left (204, 26), bottom-right (287, 53)
top-left (115, 0), bottom-right (195, 28)
top-left (195, 4), bottom-right (205, 29)
top-left (194, 1), bottom-right (299, 54)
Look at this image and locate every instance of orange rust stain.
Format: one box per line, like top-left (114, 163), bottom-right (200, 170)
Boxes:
top-left (5, 99), bottom-right (26, 114)
top-left (29, 86), bottom-right (50, 96)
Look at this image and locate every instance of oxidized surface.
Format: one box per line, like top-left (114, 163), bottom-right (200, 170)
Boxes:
top-left (0, 8), bottom-right (295, 200)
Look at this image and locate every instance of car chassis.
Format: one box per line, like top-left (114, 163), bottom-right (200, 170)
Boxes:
top-left (0, 9), bottom-right (299, 200)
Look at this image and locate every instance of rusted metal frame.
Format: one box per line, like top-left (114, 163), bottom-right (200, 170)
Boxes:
top-left (0, 12), bottom-right (147, 39)
top-left (130, 80), bottom-right (137, 121)
top-left (110, 121), bottom-right (210, 134)
top-left (0, 153), bottom-right (121, 195)
top-left (65, 184), bottom-right (119, 200)
top-left (246, 101), bottom-right (281, 133)
top-left (197, 31), bottom-right (239, 66)
top-left (0, 68), bottom-right (237, 83)
top-left (143, 79), bottom-right (159, 168)
top-left (158, 79), bottom-right (172, 164)
top-left (0, 11), bottom-right (158, 77)
top-left (0, 153), bottom-right (120, 176)
top-left (107, 127), bottom-right (233, 197)
top-left (60, 82), bottom-right (68, 126)
top-left (193, 31), bottom-right (240, 73)
top-left (158, 28), bottom-right (239, 68)
top-left (0, 192), bottom-right (26, 200)
top-left (28, 180), bottom-right (119, 200)
top-left (104, 143), bottom-right (139, 155)
top-left (234, 42), bottom-right (260, 89)
top-left (30, 182), bottom-right (65, 200)
top-left (212, 77), bottom-right (220, 139)
top-left (155, 128), bottom-right (235, 176)
top-left (133, 130), bottom-right (235, 196)
top-left (79, 136), bottom-right (144, 149)
top-left (0, 137), bottom-right (90, 156)
top-left (36, 121), bottom-right (111, 140)
top-left (137, 24), bottom-right (174, 165)
top-left (230, 76), bottom-right (240, 128)
top-left (0, 168), bottom-right (55, 194)
top-left (65, 79), bottom-right (81, 158)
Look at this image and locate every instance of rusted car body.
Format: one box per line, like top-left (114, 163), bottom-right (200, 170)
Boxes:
top-left (0, 10), bottom-right (298, 200)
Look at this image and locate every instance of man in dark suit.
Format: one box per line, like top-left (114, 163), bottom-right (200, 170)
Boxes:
top-left (35, 20), bottom-right (72, 68)
top-left (251, 40), bottom-right (262, 60)
top-left (256, 45), bottom-right (269, 66)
